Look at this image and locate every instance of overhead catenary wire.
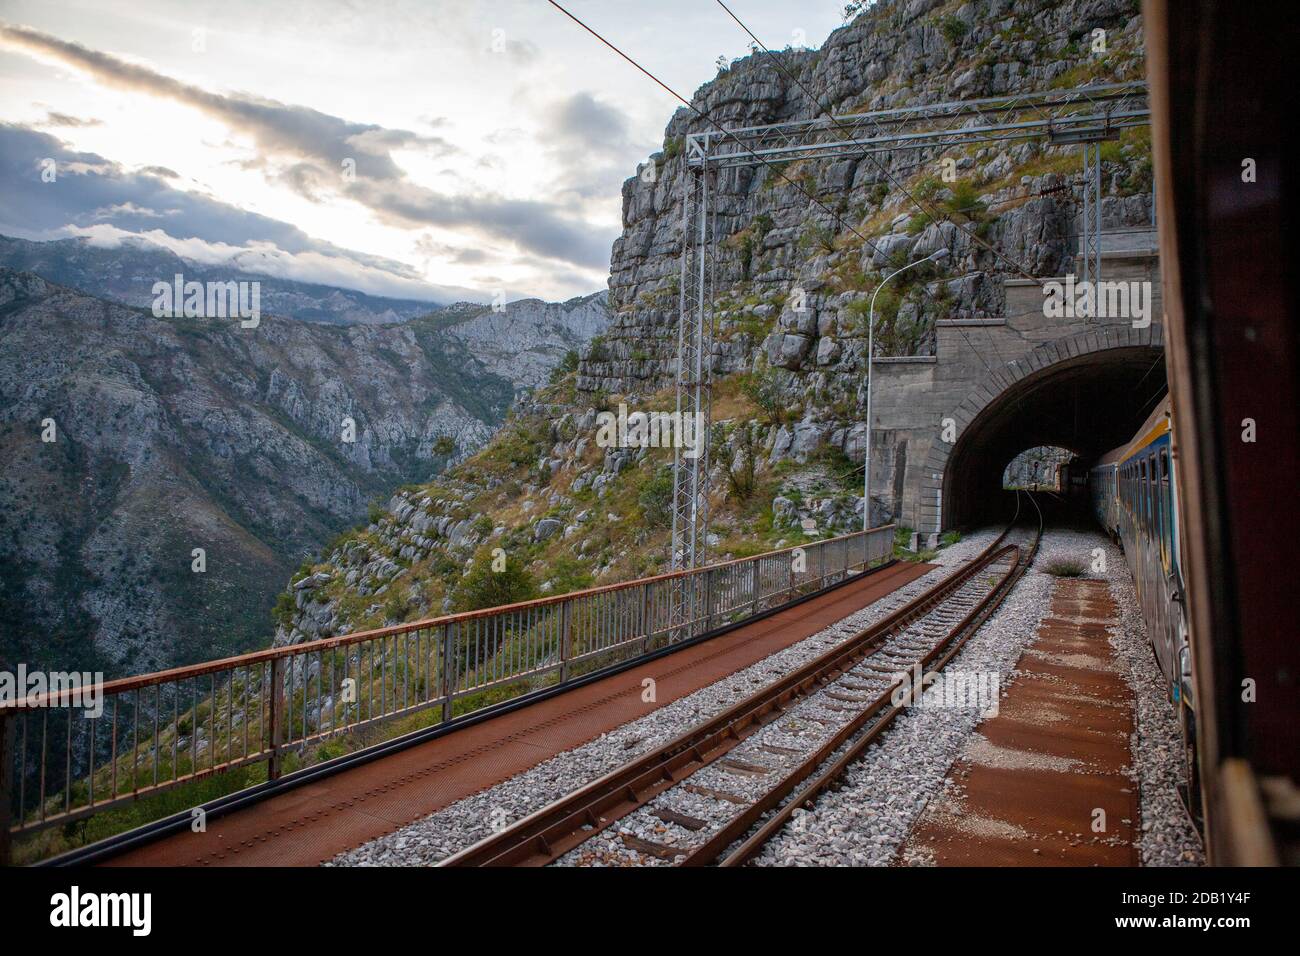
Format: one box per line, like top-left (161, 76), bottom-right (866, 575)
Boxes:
top-left (543, 0), bottom-right (969, 346)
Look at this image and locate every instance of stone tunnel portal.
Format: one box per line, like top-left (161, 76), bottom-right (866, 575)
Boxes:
top-left (943, 345), bottom-right (1167, 528)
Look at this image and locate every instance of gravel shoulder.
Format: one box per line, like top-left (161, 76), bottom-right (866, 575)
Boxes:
top-left (752, 526), bottom-right (1203, 867)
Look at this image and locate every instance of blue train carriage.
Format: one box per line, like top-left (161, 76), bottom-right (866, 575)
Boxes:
top-left (1089, 396), bottom-right (1199, 814)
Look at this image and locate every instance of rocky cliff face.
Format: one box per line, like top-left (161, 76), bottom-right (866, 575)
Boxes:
top-left (266, 0), bottom-right (1155, 651)
top-left (582, 0), bottom-right (1149, 398)
top-left (437, 293), bottom-right (611, 393)
top-left (0, 269), bottom-right (606, 673)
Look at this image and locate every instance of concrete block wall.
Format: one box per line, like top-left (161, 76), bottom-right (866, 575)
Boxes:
top-left (865, 248), bottom-right (1162, 533)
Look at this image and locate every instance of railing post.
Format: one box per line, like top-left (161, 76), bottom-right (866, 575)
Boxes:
top-left (0, 710), bottom-right (14, 866)
top-left (267, 657), bottom-right (284, 781)
top-left (640, 583), bottom-right (653, 652)
top-left (441, 623), bottom-right (454, 723)
top-left (750, 559), bottom-right (761, 616)
top-left (787, 550), bottom-right (795, 601)
top-left (818, 541), bottom-right (826, 586)
top-left (559, 601), bottom-right (573, 683)
top-left (703, 569), bottom-right (715, 632)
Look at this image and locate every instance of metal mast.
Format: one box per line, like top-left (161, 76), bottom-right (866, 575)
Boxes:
top-left (669, 156), bottom-right (715, 640)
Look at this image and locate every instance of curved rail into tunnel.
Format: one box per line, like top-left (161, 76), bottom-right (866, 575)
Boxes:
top-left (937, 339), bottom-right (1166, 528)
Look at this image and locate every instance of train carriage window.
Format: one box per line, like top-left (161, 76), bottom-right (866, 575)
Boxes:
top-left (1146, 455), bottom-right (1154, 531)
top-left (1165, 454), bottom-right (1172, 556)
top-left (1139, 459), bottom-right (1148, 529)
top-left (1152, 454), bottom-right (1159, 527)
top-left (1154, 453), bottom-right (1165, 562)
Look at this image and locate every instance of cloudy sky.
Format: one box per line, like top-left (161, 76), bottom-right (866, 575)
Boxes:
top-left (0, 1), bottom-right (848, 304)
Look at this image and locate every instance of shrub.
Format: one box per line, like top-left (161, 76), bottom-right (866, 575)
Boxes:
top-left (938, 15), bottom-right (969, 44)
top-left (450, 548), bottom-right (538, 612)
top-left (1044, 558), bottom-right (1087, 578)
top-left (548, 350), bottom-right (580, 384)
top-left (740, 367), bottom-right (788, 424)
top-left (725, 429), bottom-right (758, 501)
top-left (815, 444), bottom-right (862, 492)
top-left (638, 468), bottom-right (674, 529)
top-left (272, 591), bottom-right (297, 627)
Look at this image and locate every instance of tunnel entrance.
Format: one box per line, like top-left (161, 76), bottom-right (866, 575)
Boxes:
top-left (1003, 446), bottom-right (1076, 491)
top-left (941, 343), bottom-right (1166, 528)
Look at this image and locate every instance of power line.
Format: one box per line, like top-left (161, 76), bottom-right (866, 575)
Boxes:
top-left (543, 0), bottom-right (963, 337)
top-left (711, 0), bottom-right (1025, 377)
top-left (714, 0), bottom-right (1063, 291)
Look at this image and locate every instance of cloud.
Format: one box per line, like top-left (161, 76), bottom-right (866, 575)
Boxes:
top-left (0, 23), bottom-right (455, 179)
top-left (547, 91), bottom-right (632, 154)
top-left (40, 111), bottom-right (101, 128)
top-left (0, 123), bottom-right (473, 301)
top-left (0, 22), bottom-right (616, 272)
top-left (538, 91), bottom-right (650, 205)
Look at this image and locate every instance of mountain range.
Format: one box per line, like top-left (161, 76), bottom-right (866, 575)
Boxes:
top-left (0, 238), bottom-right (609, 675)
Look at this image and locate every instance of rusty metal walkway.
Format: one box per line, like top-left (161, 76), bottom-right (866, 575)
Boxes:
top-left (900, 577), bottom-right (1139, 866)
top-left (105, 560), bottom-right (933, 866)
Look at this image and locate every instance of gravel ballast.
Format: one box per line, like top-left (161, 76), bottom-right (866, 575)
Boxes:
top-left (753, 527), bottom-right (1203, 867)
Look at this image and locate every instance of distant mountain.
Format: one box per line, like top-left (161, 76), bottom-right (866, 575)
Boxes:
top-left (0, 268), bottom-right (609, 675)
top-left (436, 294), bottom-right (611, 392)
top-left (0, 234), bottom-right (441, 326)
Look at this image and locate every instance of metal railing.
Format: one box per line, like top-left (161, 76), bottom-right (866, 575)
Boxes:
top-left (0, 524), bottom-right (893, 860)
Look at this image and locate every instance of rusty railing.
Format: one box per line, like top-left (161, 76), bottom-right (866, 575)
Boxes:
top-left (0, 524), bottom-right (894, 860)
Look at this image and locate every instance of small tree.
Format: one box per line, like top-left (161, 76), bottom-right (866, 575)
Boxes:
top-left (638, 468), bottom-right (675, 529)
top-left (451, 547), bottom-right (538, 612)
top-left (725, 428), bottom-right (758, 501)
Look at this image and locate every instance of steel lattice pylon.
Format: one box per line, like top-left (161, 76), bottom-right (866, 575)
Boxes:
top-left (669, 165), bottom-right (715, 639)
top-left (1080, 139), bottom-right (1104, 287)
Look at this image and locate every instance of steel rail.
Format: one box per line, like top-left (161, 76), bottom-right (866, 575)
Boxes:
top-left (440, 498), bottom-right (1032, 867)
top-left (699, 494), bottom-right (1044, 867)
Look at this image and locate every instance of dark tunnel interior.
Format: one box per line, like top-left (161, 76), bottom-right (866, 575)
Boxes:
top-left (944, 347), bottom-right (1167, 528)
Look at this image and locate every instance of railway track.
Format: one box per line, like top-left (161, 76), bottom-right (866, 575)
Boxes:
top-left (441, 493), bottom-right (1043, 867)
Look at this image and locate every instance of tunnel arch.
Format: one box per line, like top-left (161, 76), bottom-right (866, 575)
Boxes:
top-left (922, 325), bottom-right (1166, 529)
